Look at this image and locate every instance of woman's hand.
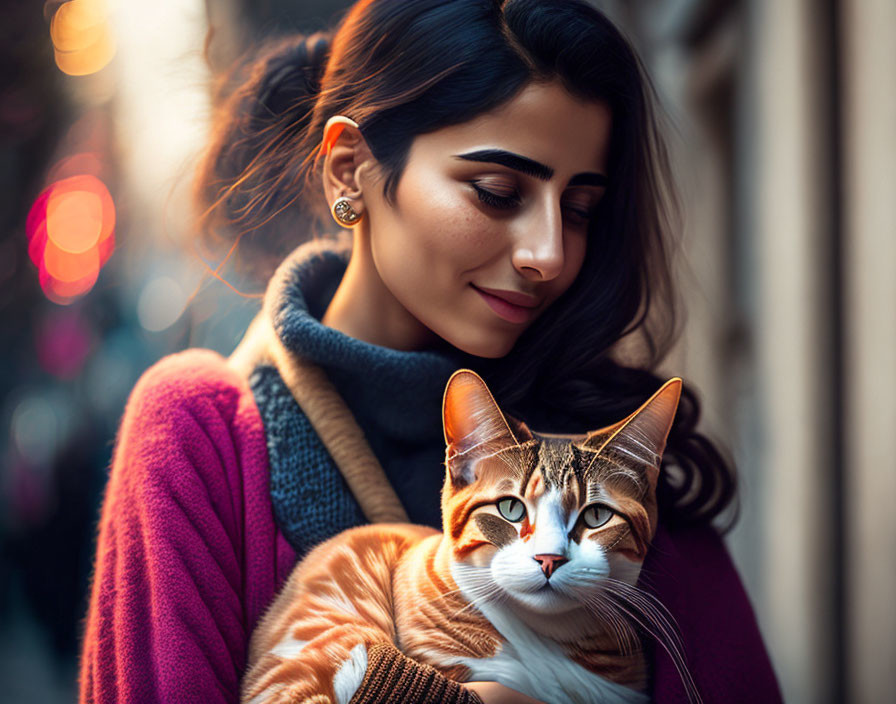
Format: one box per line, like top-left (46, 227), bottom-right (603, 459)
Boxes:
top-left (465, 680), bottom-right (547, 704)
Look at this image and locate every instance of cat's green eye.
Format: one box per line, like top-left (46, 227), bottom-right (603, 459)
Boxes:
top-left (581, 504), bottom-right (613, 529)
top-left (497, 497), bottom-right (526, 522)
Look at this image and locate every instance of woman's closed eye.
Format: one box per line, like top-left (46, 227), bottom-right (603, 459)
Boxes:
top-left (469, 180), bottom-right (601, 224)
top-left (470, 181), bottom-right (520, 209)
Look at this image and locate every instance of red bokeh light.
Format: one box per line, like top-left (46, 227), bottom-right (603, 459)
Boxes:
top-left (26, 170), bottom-right (115, 304)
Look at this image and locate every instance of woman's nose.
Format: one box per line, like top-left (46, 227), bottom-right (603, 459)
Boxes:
top-left (511, 197), bottom-right (565, 282)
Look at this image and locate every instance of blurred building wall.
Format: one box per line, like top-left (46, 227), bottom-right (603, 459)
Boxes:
top-left (843, 2), bottom-right (896, 702)
top-left (624, 0), bottom-right (896, 702)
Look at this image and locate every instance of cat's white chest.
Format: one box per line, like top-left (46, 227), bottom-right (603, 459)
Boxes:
top-left (452, 603), bottom-right (648, 704)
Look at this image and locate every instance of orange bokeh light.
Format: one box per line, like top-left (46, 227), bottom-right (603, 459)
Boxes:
top-left (39, 259), bottom-right (99, 304)
top-left (54, 31), bottom-right (115, 77)
top-left (43, 238), bottom-right (100, 283)
top-left (26, 170), bottom-right (115, 304)
top-left (50, 0), bottom-right (115, 76)
top-left (47, 188), bottom-right (103, 253)
top-left (47, 174), bottom-right (114, 244)
top-left (50, 0), bottom-right (106, 53)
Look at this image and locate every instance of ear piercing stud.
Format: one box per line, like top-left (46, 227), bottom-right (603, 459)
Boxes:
top-left (331, 196), bottom-right (363, 226)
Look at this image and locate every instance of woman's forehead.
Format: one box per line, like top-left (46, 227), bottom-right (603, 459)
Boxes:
top-left (408, 81), bottom-right (612, 179)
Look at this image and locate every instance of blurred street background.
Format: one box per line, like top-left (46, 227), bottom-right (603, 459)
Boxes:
top-left (1, 1), bottom-right (893, 702)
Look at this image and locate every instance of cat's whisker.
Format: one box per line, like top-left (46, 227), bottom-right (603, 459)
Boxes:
top-left (593, 589), bottom-right (683, 661)
top-left (448, 582), bottom-right (507, 619)
top-left (427, 588), bottom-right (472, 607)
top-left (600, 580), bottom-right (687, 655)
top-left (585, 590), bottom-right (644, 653)
top-left (576, 594), bottom-right (641, 655)
top-left (580, 579), bottom-right (702, 704)
top-left (440, 586), bottom-right (500, 613)
top-left (581, 596), bottom-right (656, 669)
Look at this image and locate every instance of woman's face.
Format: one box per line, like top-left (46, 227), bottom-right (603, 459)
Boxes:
top-left (358, 80), bottom-right (613, 358)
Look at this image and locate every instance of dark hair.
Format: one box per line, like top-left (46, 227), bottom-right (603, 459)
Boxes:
top-left (194, 0), bottom-right (738, 531)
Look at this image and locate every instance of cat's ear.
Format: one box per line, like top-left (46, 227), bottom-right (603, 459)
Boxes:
top-left (442, 369), bottom-right (525, 487)
top-left (584, 378), bottom-right (683, 489)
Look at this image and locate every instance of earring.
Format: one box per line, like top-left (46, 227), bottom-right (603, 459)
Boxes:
top-left (331, 196), bottom-right (363, 227)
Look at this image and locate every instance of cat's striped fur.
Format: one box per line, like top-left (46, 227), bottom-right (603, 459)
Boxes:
top-left (241, 370), bottom-right (696, 704)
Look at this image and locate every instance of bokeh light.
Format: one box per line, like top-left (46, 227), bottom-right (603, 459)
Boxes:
top-left (50, 0), bottom-right (116, 76)
top-left (6, 388), bottom-right (76, 525)
top-left (26, 172), bottom-right (115, 305)
top-left (43, 239), bottom-right (100, 282)
top-left (137, 276), bottom-right (186, 332)
top-left (11, 395), bottom-right (60, 468)
top-left (35, 310), bottom-right (93, 380)
top-left (50, 0), bottom-right (106, 52)
top-left (46, 188), bottom-right (103, 253)
top-left (83, 327), bottom-right (141, 415)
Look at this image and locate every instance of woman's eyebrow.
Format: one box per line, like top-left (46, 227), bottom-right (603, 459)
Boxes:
top-left (453, 148), bottom-right (608, 187)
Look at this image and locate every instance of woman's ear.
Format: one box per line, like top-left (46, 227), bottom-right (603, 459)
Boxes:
top-left (321, 116), bottom-right (374, 213)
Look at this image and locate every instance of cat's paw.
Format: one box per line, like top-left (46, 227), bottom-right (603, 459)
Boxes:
top-left (332, 643), bottom-right (368, 704)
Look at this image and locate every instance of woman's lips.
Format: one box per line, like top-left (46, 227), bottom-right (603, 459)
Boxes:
top-left (471, 284), bottom-right (538, 324)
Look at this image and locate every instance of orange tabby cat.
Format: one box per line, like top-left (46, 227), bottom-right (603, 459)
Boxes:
top-left (241, 369), bottom-right (698, 704)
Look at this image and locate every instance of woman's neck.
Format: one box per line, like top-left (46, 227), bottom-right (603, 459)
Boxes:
top-left (320, 230), bottom-right (445, 352)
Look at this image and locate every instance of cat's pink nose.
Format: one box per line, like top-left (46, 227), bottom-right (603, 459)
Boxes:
top-left (533, 554), bottom-right (568, 579)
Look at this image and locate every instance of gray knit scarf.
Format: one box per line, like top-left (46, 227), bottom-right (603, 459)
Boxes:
top-left (247, 234), bottom-right (483, 557)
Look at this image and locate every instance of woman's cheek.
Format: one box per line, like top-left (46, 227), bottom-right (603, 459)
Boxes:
top-left (433, 191), bottom-right (492, 243)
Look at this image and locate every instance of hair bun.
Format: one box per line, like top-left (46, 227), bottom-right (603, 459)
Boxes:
top-left (194, 29), bottom-right (334, 277)
top-left (255, 31), bottom-right (331, 118)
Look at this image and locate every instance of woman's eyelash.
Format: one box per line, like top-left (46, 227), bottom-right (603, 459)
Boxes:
top-left (471, 182), bottom-right (519, 209)
top-left (470, 182), bottom-right (597, 221)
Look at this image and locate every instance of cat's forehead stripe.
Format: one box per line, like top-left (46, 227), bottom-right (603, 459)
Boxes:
top-left (524, 436), bottom-right (648, 499)
top-left (534, 438), bottom-right (575, 488)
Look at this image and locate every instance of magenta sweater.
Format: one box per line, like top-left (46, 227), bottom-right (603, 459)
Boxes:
top-left (77, 347), bottom-right (783, 703)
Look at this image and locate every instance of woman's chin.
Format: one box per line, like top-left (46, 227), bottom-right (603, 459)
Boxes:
top-left (448, 333), bottom-right (518, 360)
top-left (433, 318), bottom-right (523, 359)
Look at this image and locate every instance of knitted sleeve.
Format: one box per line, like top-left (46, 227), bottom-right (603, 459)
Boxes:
top-left (350, 644), bottom-right (484, 704)
top-left (78, 350), bottom-right (293, 704)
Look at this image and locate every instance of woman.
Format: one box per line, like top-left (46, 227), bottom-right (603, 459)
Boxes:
top-left (78, 1), bottom-right (782, 702)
